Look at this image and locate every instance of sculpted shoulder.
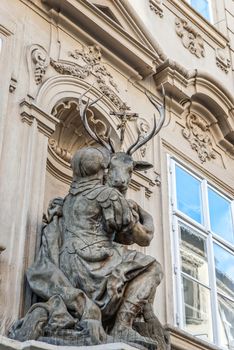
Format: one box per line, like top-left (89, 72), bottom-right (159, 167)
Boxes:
top-left (85, 185), bottom-right (123, 208)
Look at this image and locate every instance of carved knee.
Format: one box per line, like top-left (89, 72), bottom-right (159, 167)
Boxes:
top-left (151, 260), bottom-right (163, 286)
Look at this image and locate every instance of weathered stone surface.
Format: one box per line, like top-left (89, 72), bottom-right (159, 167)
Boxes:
top-left (8, 91), bottom-right (167, 350)
top-left (0, 337), bottom-right (139, 350)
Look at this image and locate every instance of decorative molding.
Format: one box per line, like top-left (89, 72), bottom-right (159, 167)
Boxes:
top-left (9, 76), bottom-right (17, 93)
top-left (216, 48), bottom-right (231, 73)
top-left (149, 0), bottom-right (164, 17)
top-left (182, 113), bottom-right (216, 163)
top-left (44, 0), bottom-right (166, 77)
top-left (20, 99), bottom-right (59, 137)
top-left (50, 45), bottom-right (128, 111)
top-left (49, 98), bottom-right (112, 165)
top-left (48, 139), bottom-right (73, 163)
top-left (167, 0), bottom-right (228, 49)
top-left (136, 117), bottom-right (151, 157)
top-left (175, 17), bottom-right (205, 58)
top-left (155, 59), bottom-right (234, 158)
top-left (0, 245), bottom-right (5, 254)
top-left (31, 46), bottom-right (49, 84)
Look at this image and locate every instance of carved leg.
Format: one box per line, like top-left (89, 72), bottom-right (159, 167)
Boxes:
top-left (110, 261), bottom-right (162, 349)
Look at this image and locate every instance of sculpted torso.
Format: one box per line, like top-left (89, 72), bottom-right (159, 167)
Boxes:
top-left (9, 89), bottom-right (169, 350)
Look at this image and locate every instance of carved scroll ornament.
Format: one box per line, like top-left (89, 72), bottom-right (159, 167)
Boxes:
top-left (50, 45), bottom-right (127, 111)
top-left (31, 46), bottom-right (49, 84)
top-left (137, 117), bottom-right (151, 157)
top-left (216, 48), bottom-right (231, 73)
top-left (175, 17), bottom-right (205, 58)
top-left (182, 114), bottom-right (216, 163)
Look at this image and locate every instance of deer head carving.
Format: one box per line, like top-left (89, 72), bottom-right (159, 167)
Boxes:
top-left (78, 86), bottom-right (165, 195)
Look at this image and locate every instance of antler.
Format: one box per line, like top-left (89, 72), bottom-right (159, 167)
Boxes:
top-left (126, 85), bottom-right (165, 155)
top-left (79, 88), bottom-right (115, 153)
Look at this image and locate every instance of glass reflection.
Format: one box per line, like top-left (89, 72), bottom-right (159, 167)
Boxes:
top-left (214, 244), bottom-right (234, 300)
top-left (208, 188), bottom-right (234, 245)
top-left (179, 223), bottom-right (209, 285)
top-left (217, 294), bottom-right (234, 349)
top-left (182, 276), bottom-right (213, 341)
top-left (191, 0), bottom-right (211, 21)
top-left (176, 166), bottom-right (202, 224)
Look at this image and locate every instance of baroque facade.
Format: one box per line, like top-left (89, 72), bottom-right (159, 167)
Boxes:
top-left (0, 0), bottom-right (234, 349)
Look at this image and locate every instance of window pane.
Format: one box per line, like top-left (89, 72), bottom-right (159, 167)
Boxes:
top-left (208, 188), bottom-right (234, 244)
top-left (182, 276), bottom-right (213, 341)
top-left (217, 294), bottom-right (234, 349)
top-left (179, 223), bottom-right (209, 285)
top-left (190, 0), bottom-right (211, 21)
top-left (175, 165), bottom-right (203, 223)
top-left (214, 244), bottom-right (234, 300)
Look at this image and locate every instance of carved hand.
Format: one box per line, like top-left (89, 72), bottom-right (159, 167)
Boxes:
top-left (128, 199), bottom-right (154, 247)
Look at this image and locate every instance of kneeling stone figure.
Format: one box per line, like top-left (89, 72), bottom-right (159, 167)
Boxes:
top-left (9, 91), bottom-right (169, 350)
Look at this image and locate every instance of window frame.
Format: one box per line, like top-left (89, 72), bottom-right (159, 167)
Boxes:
top-left (169, 157), bottom-right (234, 348)
top-left (186, 0), bottom-right (213, 23)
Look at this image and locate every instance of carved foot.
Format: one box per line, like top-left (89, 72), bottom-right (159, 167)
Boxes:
top-left (9, 307), bottom-right (48, 341)
top-left (133, 320), bottom-right (170, 350)
top-left (111, 324), bottom-right (157, 350)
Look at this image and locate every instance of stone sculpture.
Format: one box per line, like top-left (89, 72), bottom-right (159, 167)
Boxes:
top-left (9, 88), bottom-right (169, 350)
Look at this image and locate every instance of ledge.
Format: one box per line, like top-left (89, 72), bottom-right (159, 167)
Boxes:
top-left (0, 337), bottom-right (138, 350)
top-left (42, 0), bottom-right (162, 77)
top-left (20, 99), bottom-right (59, 138)
top-left (165, 325), bottom-right (222, 350)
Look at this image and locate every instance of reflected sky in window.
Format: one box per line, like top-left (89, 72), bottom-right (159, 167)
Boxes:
top-left (176, 165), bottom-right (202, 224)
top-left (214, 244), bottom-right (234, 300)
top-left (208, 188), bottom-right (234, 245)
top-left (191, 0), bottom-right (211, 21)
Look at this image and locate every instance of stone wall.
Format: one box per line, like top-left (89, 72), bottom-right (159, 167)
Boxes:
top-left (0, 0), bottom-right (233, 349)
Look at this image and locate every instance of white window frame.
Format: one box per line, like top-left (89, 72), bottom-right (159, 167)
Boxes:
top-left (169, 156), bottom-right (234, 349)
top-left (187, 0), bottom-right (213, 23)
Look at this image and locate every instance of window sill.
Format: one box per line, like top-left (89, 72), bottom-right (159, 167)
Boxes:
top-left (165, 0), bottom-right (229, 48)
top-left (165, 324), bottom-right (224, 350)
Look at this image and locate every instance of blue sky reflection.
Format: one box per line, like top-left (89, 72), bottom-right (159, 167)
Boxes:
top-left (176, 165), bottom-right (202, 224)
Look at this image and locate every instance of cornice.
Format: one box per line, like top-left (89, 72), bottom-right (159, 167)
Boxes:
top-left (42, 0), bottom-right (165, 77)
top-left (20, 99), bottom-right (59, 137)
top-left (165, 0), bottom-right (229, 48)
top-left (162, 140), bottom-right (234, 196)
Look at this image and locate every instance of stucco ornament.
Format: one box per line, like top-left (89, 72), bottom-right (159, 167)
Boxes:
top-left (216, 48), bottom-right (231, 73)
top-left (149, 0), bottom-right (164, 18)
top-left (48, 99), bottom-right (111, 165)
top-left (50, 45), bottom-right (127, 110)
top-left (31, 46), bottom-right (50, 84)
top-left (182, 113), bottom-right (216, 163)
top-left (136, 118), bottom-right (151, 158)
top-left (9, 87), bottom-right (169, 350)
top-left (175, 17), bottom-right (205, 58)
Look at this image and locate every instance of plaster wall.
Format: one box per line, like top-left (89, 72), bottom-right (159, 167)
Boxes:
top-left (0, 1), bottom-right (233, 350)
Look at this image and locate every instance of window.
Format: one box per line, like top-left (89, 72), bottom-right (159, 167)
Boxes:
top-left (187, 0), bottom-right (212, 22)
top-left (170, 159), bottom-right (234, 349)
